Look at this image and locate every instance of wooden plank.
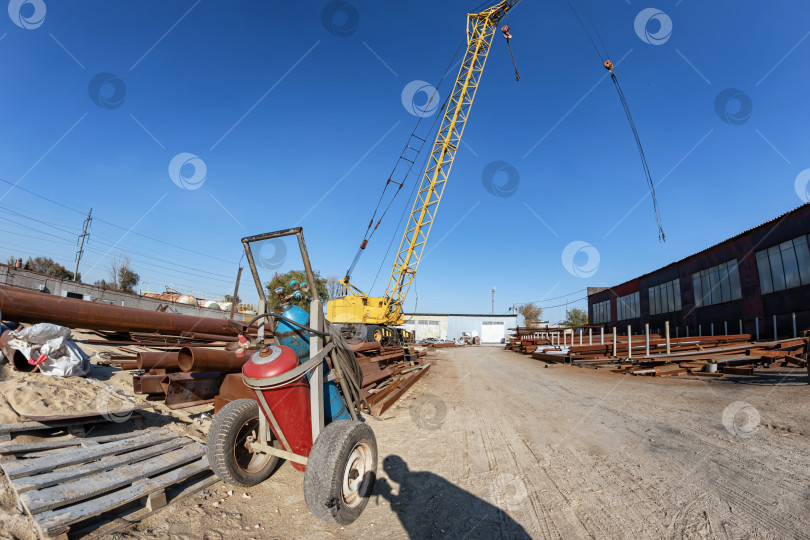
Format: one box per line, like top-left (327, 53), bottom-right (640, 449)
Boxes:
top-left (70, 467), bottom-right (219, 539)
top-left (12, 438), bottom-right (191, 495)
top-left (23, 406), bottom-right (151, 422)
top-left (34, 457), bottom-right (211, 535)
top-left (0, 417), bottom-right (109, 439)
top-left (0, 429), bottom-right (158, 455)
top-left (22, 443), bottom-right (205, 514)
top-left (2, 430), bottom-right (176, 480)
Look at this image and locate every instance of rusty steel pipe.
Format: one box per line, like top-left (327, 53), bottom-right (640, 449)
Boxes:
top-left (0, 330), bottom-right (35, 373)
top-left (177, 347), bottom-right (254, 373)
top-left (0, 284), bottom-right (254, 336)
top-left (348, 341), bottom-right (382, 353)
top-left (136, 351), bottom-right (180, 371)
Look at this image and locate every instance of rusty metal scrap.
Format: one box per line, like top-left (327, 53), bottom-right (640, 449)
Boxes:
top-left (0, 284), bottom-right (254, 336)
top-left (177, 347), bottom-right (254, 373)
top-left (136, 351), bottom-right (180, 371)
top-left (507, 327), bottom-right (809, 380)
top-left (163, 372), bottom-right (226, 409)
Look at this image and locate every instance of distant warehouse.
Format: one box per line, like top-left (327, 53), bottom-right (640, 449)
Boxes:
top-left (588, 204), bottom-right (810, 339)
top-left (403, 313), bottom-right (518, 343)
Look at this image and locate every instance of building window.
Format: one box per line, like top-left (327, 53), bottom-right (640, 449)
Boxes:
top-left (616, 292), bottom-right (640, 321)
top-left (417, 320), bottom-right (439, 326)
top-left (481, 321), bottom-right (504, 325)
top-left (592, 300), bottom-right (610, 324)
top-left (692, 259), bottom-right (742, 307)
top-left (648, 279), bottom-right (682, 316)
top-left (756, 235), bottom-right (810, 295)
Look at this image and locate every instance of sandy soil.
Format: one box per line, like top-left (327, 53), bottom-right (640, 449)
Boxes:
top-left (2, 346), bottom-right (809, 539)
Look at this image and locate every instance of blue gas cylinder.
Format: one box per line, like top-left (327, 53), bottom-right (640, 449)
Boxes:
top-left (275, 304), bottom-right (350, 423)
top-left (275, 304), bottom-right (311, 360)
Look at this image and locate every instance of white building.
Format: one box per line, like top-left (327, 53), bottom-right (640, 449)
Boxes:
top-left (402, 313), bottom-right (518, 343)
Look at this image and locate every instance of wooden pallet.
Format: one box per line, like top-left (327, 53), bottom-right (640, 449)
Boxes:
top-left (0, 427), bottom-right (217, 538)
top-left (0, 407), bottom-right (150, 442)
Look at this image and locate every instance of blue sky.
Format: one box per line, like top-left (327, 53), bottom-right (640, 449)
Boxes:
top-left (1, 0), bottom-right (808, 324)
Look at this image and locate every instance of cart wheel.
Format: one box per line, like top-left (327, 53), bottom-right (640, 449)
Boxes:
top-left (304, 420), bottom-right (377, 525)
top-left (206, 399), bottom-right (279, 487)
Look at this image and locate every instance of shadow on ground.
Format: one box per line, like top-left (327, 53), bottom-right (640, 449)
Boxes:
top-left (375, 455), bottom-right (530, 539)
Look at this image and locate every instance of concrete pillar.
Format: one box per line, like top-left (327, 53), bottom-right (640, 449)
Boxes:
top-left (645, 323), bottom-right (650, 357)
top-left (612, 328), bottom-right (617, 357)
top-left (627, 325), bottom-right (633, 359)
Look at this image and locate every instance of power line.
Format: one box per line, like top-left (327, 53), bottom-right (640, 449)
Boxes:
top-left (0, 212), bottom-right (234, 280)
top-left (515, 288), bottom-right (586, 305)
top-left (537, 296), bottom-right (587, 310)
top-left (0, 176), bottom-right (236, 264)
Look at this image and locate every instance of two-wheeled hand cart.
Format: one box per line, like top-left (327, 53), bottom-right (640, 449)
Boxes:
top-left (206, 228), bottom-right (376, 525)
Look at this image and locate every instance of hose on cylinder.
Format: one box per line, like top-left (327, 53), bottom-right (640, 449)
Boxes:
top-left (326, 322), bottom-right (370, 419)
top-left (238, 312), bottom-right (369, 418)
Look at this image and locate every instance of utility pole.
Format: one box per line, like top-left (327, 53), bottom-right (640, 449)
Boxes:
top-left (491, 286), bottom-right (495, 315)
top-left (73, 209), bottom-right (92, 281)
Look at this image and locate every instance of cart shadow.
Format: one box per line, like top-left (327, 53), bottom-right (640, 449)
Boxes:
top-left (374, 455), bottom-right (530, 539)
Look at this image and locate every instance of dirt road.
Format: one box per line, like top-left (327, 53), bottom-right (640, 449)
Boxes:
top-left (4, 345), bottom-right (809, 539)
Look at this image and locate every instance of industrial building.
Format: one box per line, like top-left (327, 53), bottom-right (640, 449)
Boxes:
top-left (588, 204), bottom-right (810, 339)
top-left (403, 313), bottom-right (518, 343)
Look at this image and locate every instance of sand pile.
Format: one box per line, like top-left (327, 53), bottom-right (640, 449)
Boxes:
top-left (0, 366), bottom-right (133, 423)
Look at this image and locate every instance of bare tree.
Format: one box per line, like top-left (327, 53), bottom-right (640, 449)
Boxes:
top-left (517, 302), bottom-right (543, 328)
top-left (326, 275), bottom-right (343, 300)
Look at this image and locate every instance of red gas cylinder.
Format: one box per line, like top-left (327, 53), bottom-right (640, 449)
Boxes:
top-left (242, 344), bottom-right (313, 472)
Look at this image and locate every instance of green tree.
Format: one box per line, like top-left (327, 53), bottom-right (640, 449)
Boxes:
top-left (265, 270), bottom-right (328, 312)
top-left (25, 257), bottom-right (80, 281)
top-left (560, 307), bottom-right (588, 327)
top-left (118, 265), bottom-right (139, 293)
top-left (94, 255), bottom-right (138, 293)
top-left (224, 294), bottom-right (241, 305)
top-left (517, 302), bottom-right (543, 327)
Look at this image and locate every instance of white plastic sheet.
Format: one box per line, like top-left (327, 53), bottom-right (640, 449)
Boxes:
top-left (6, 323), bottom-right (90, 377)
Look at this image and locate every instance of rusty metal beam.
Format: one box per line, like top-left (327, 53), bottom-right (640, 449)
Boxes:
top-left (163, 372), bottom-right (226, 409)
top-left (132, 374), bottom-right (166, 394)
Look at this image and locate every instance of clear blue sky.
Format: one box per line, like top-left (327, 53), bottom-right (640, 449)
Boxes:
top-left (1, 0), bottom-right (808, 324)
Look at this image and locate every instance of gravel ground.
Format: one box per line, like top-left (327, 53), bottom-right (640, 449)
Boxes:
top-left (2, 345), bottom-right (809, 539)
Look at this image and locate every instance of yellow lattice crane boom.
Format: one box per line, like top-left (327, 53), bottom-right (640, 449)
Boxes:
top-left (327, 0), bottom-right (519, 343)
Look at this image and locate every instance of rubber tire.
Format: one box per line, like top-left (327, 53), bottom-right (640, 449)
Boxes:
top-left (304, 420), bottom-right (377, 525)
top-left (365, 325), bottom-right (382, 344)
top-left (206, 399), bottom-right (278, 487)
